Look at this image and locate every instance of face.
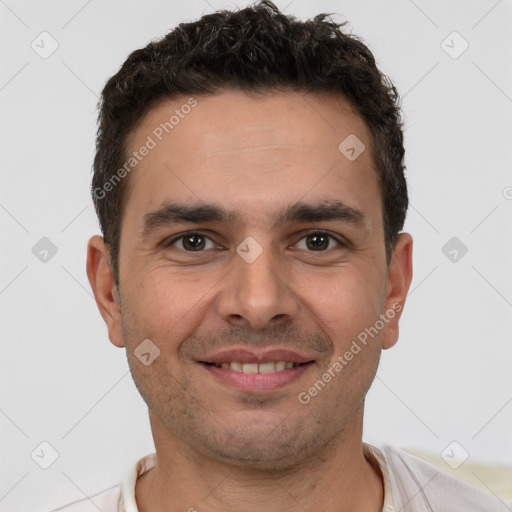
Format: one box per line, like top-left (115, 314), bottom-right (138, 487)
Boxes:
top-left (88, 90), bottom-right (412, 471)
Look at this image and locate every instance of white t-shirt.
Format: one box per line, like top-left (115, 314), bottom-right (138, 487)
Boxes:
top-left (53, 444), bottom-right (508, 511)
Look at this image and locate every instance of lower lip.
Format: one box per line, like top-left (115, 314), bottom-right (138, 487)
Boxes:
top-left (199, 362), bottom-right (314, 392)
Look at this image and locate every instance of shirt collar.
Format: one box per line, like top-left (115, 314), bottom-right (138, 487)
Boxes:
top-left (119, 453), bottom-right (157, 512)
top-left (364, 443), bottom-right (396, 512)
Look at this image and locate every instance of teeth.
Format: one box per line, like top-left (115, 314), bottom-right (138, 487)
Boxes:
top-left (242, 363), bottom-right (259, 374)
top-left (275, 361), bottom-right (286, 371)
top-left (230, 362), bottom-right (243, 372)
top-left (211, 360), bottom-right (303, 373)
top-left (258, 362), bottom-right (275, 373)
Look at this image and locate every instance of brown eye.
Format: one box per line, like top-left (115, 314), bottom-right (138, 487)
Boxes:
top-left (306, 233), bottom-right (329, 250)
top-left (295, 231), bottom-right (344, 252)
top-left (168, 232), bottom-right (215, 251)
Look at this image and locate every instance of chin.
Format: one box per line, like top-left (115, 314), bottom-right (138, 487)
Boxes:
top-left (190, 418), bottom-right (334, 474)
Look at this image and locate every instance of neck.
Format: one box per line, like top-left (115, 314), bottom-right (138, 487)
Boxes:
top-left (136, 410), bottom-right (384, 512)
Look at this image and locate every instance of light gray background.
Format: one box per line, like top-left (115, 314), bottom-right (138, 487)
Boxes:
top-left (1, 0), bottom-right (511, 510)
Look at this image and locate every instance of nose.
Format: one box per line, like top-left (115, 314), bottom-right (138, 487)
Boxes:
top-left (216, 240), bottom-right (299, 331)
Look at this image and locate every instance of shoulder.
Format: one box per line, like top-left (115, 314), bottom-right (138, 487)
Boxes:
top-left (51, 484), bottom-right (121, 512)
top-left (371, 444), bottom-right (510, 512)
top-left (49, 453), bottom-right (156, 512)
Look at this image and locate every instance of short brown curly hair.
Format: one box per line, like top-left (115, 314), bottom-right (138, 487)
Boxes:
top-left (92, 0), bottom-right (408, 286)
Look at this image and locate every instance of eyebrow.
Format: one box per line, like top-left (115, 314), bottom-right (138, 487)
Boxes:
top-left (141, 199), bottom-right (368, 238)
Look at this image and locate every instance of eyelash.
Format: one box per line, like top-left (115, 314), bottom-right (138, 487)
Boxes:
top-left (165, 230), bottom-right (348, 252)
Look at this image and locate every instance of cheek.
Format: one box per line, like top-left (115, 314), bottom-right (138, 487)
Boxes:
top-left (303, 267), bottom-right (383, 336)
top-left (122, 269), bottom-right (219, 349)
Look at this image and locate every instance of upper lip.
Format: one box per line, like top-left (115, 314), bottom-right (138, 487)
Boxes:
top-left (198, 348), bottom-right (315, 364)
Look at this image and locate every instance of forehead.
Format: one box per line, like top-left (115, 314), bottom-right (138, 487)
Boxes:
top-left (138, 90), bottom-right (369, 153)
top-left (121, 89), bottom-right (381, 232)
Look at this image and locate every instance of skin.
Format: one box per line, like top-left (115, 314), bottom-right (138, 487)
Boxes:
top-left (87, 89), bottom-right (413, 512)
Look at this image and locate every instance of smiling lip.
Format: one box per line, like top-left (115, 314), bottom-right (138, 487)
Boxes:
top-left (198, 348), bottom-right (314, 365)
top-left (197, 348), bottom-right (315, 392)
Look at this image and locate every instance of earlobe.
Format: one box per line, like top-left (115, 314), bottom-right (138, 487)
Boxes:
top-left (381, 233), bottom-right (413, 350)
top-left (86, 235), bottom-right (125, 348)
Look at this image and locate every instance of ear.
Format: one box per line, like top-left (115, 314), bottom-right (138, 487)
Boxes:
top-left (86, 235), bottom-right (124, 348)
top-left (381, 233), bottom-right (413, 350)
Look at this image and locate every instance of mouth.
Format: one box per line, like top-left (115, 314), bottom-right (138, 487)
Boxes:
top-left (197, 349), bottom-right (316, 392)
top-left (201, 360), bottom-right (310, 373)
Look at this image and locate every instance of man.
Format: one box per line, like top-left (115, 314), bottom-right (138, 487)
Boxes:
top-left (55, 1), bottom-right (506, 510)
